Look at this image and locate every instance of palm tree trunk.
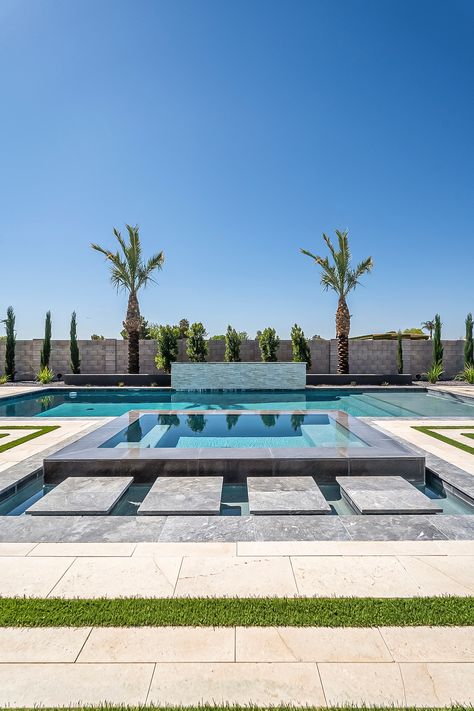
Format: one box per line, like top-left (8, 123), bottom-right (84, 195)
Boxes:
top-left (124, 292), bottom-right (141, 374)
top-left (336, 296), bottom-right (350, 374)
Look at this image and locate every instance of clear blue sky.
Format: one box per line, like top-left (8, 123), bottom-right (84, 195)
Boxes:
top-left (1, 0), bottom-right (473, 340)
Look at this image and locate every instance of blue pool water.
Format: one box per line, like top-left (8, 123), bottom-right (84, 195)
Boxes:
top-left (100, 413), bottom-right (367, 449)
top-left (0, 387), bottom-right (473, 418)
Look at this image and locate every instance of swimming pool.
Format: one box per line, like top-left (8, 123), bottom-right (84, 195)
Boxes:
top-left (1, 387), bottom-right (473, 418)
top-left (100, 413), bottom-right (368, 449)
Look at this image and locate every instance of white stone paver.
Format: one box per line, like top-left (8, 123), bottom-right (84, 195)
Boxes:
top-left (236, 626), bottom-right (392, 662)
top-left (0, 542), bottom-right (37, 556)
top-left (30, 542), bottom-right (136, 557)
top-left (398, 555), bottom-right (474, 595)
top-left (0, 663), bottom-right (154, 707)
top-left (0, 627), bottom-right (91, 662)
top-left (381, 626), bottom-right (474, 662)
top-left (238, 539), bottom-right (474, 556)
top-left (401, 662), bottom-right (474, 706)
top-left (0, 556), bottom-right (74, 597)
top-left (319, 662), bottom-right (406, 706)
top-left (78, 626), bottom-right (235, 662)
top-left (133, 541), bottom-right (237, 557)
top-left (147, 661), bottom-right (326, 706)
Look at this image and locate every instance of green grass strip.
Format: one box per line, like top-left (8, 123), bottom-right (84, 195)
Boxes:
top-left (0, 596), bottom-right (472, 627)
top-left (6, 707), bottom-right (471, 711)
top-left (0, 425), bottom-right (59, 454)
top-left (412, 425), bottom-right (474, 455)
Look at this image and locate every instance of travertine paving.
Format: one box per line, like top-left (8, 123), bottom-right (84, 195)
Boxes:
top-left (0, 625), bottom-right (472, 707)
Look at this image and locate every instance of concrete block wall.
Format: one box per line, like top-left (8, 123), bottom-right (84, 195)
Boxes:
top-left (0, 338), bottom-right (466, 379)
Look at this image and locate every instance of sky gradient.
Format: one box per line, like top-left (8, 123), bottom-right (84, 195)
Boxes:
top-left (1, 0), bottom-right (473, 340)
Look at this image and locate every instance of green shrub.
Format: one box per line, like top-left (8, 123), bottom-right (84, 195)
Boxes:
top-left (186, 322), bottom-right (208, 362)
top-left (397, 330), bottom-right (403, 374)
top-left (224, 325), bottom-right (242, 362)
top-left (423, 362), bottom-right (444, 384)
top-left (0, 374), bottom-right (8, 385)
top-left (69, 311), bottom-right (80, 374)
top-left (40, 311), bottom-right (52, 369)
top-left (465, 312), bottom-right (473, 367)
top-left (258, 327), bottom-right (280, 362)
top-left (155, 325), bottom-right (179, 373)
top-left (291, 324), bottom-right (311, 370)
top-left (3, 306), bottom-right (15, 381)
top-left (433, 313), bottom-right (443, 366)
top-left (91, 334), bottom-right (105, 340)
top-left (37, 366), bottom-right (55, 384)
top-left (455, 365), bottom-right (474, 385)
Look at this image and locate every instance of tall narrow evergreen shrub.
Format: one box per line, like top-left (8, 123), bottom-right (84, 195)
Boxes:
top-left (155, 325), bottom-right (179, 373)
top-left (4, 306), bottom-right (16, 381)
top-left (40, 311), bottom-right (52, 369)
top-left (432, 314), bottom-right (443, 366)
top-left (186, 322), bottom-right (208, 362)
top-left (69, 311), bottom-right (81, 374)
top-left (397, 330), bottom-right (403, 374)
top-left (258, 327), bottom-right (280, 362)
top-left (465, 312), bottom-right (473, 367)
top-left (224, 325), bottom-right (242, 362)
top-left (291, 324), bottom-right (311, 370)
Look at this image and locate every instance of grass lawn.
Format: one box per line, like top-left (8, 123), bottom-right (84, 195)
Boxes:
top-left (6, 707), bottom-right (471, 711)
top-left (412, 425), bottom-right (474, 455)
top-left (0, 596), bottom-right (472, 627)
top-left (0, 425), bottom-right (59, 454)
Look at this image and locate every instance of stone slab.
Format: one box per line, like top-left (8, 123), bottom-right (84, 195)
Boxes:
top-left (247, 476), bottom-right (331, 515)
top-left (337, 476), bottom-right (443, 515)
top-left (26, 477), bottom-right (133, 516)
top-left (137, 476), bottom-right (223, 515)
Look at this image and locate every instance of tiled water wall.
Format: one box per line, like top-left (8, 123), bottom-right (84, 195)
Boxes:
top-left (171, 362), bottom-right (307, 390)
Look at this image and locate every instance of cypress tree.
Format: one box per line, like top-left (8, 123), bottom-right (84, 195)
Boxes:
top-left (291, 324), bottom-right (312, 370)
top-left (186, 322), bottom-right (208, 362)
top-left (258, 327), bottom-right (280, 362)
top-left (397, 330), bottom-right (403, 374)
top-left (40, 311), bottom-right (52, 369)
top-left (224, 325), bottom-right (242, 362)
top-left (433, 313), bottom-right (443, 366)
top-left (465, 312), bottom-right (473, 367)
top-left (69, 311), bottom-right (81, 374)
top-left (4, 306), bottom-right (16, 381)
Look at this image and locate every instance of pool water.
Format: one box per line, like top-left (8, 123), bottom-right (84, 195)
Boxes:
top-left (1, 387), bottom-right (474, 418)
top-left (100, 413), bottom-right (367, 449)
top-left (3, 474), bottom-right (473, 517)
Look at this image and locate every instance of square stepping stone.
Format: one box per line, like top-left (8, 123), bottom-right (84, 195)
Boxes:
top-left (26, 477), bottom-right (133, 516)
top-left (247, 476), bottom-right (331, 515)
top-left (336, 476), bottom-right (443, 515)
top-left (138, 477), bottom-right (223, 516)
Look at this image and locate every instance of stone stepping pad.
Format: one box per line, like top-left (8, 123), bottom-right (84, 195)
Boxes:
top-left (247, 476), bottom-right (331, 515)
top-left (26, 477), bottom-right (133, 516)
top-left (336, 475), bottom-right (443, 515)
top-left (138, 477), bottom-right (223, 516)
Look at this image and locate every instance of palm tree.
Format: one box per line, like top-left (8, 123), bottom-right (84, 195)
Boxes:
top-left (421, 320), bottom-right (435, 339)
top-left (91, 225), bottom-right (164, 373)
top-left (301, 229), bottom-right (373, 374)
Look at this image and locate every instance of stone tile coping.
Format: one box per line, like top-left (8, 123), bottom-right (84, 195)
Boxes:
top-left (337, 475), bottom-right (443, 515)
top-left (247, 476), bottom-right (331, 514)
top-left (138, 476), bottom-right (223, 516)
top-left (0, 547), bottom-right (473, 598)
top-left (0, 627), bottom-right (472, 706)
top-left (25, 477), bottom-right (133, 516)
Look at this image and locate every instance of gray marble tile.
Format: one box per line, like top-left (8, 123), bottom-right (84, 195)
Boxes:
top-left (158, 515), bottom-right (257, 542)
top-left (337, 476), bottom-right (442, 515)
top-left (26, 477), bottom-right (133, 516)
top-left (138, 477), bottom-right (223, 515)
top-left (253, 514), bottom-right (350, 541)
top-left (341, 515), bottom-right (447, 541)
top-left (247, 476), bottom-right (331, 514)
top-left (428, 515), bottom-right (474, 540)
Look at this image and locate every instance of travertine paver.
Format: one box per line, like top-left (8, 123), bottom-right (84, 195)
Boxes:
top-left (147, 661), bottom-right (326, 706)
top-left (174, 556), bottom-right (297, 597)
top-left (337, 475), bottom-right (442, 515)
top-left (381, 626), bottom-right (474, 661)
top-left (318, 662), bottom-right (406, 706)
top-left (78, 627), bottom-right (234, 662)
top-left (0, 543), bottom-right (37, 556)
top-left (401, 662), bottom-right (474, 706)
top-left (26, 476), bottom-right (133, 516)
top-left (0, 556), bottom-right (74, 597)
top-left (236, 627), bottom-right (391, 662)
top-left (49, 556), bottom-right (181, 598)
top-left (138, 476), bottom-right (223, 515)
top-left (133, 541), bottom-right (236, 557)
top-left (0, 663), bottom-right (154, 707)
top-left (247, 476), bottom-right (331, 515)
top-left (237, 539), bottom-right (474, 557)
top-left (30, 542), bottom-right (136, 557)
top-left (0, 628), bottom-right (91, 662)
top-left (397, 555), bottom-right (474, 596)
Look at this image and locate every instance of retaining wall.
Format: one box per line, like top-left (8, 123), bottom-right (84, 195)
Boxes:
top-left (0, 338), bottom-right (465, 379)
